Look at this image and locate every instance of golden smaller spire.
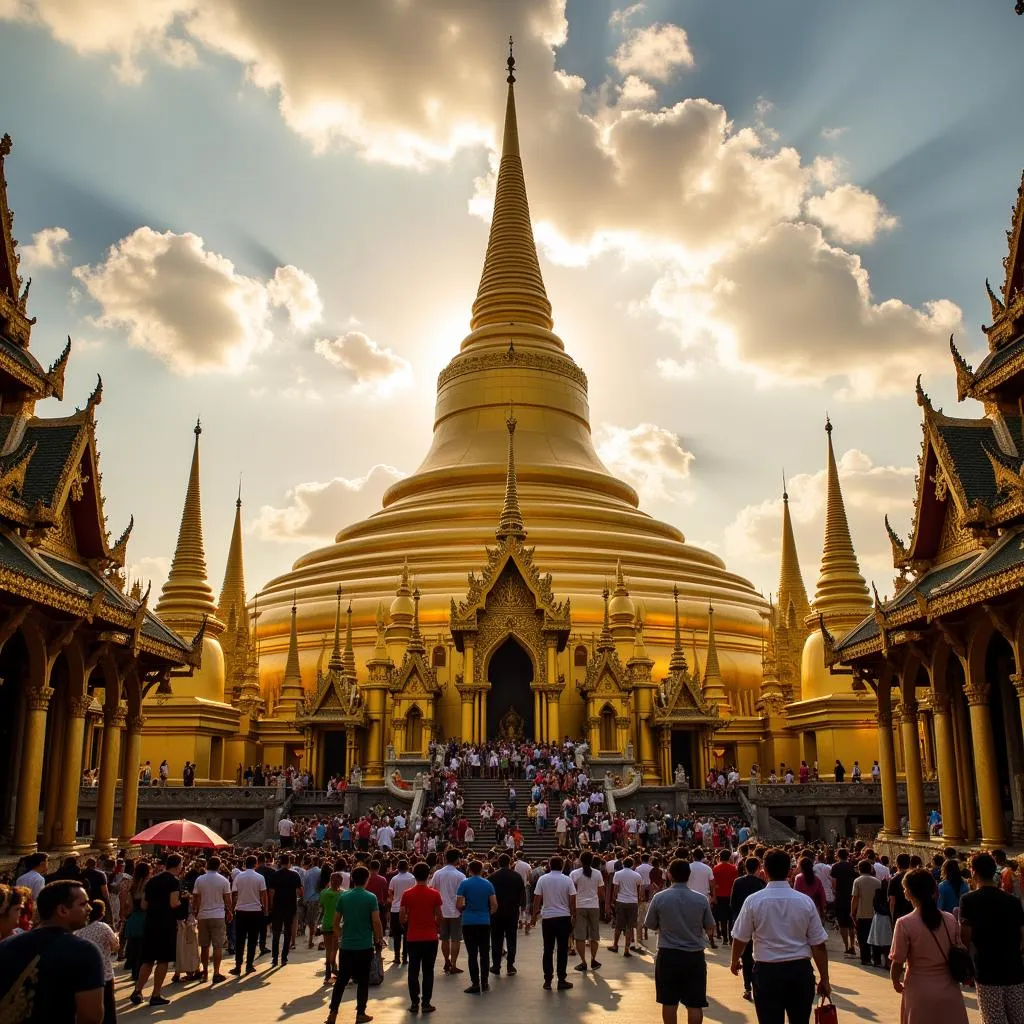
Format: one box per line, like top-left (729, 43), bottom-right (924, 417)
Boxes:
top-left (328, 585), bottom-right (344, 672)
top-left (343, 600), bottom-right (357, 677)
top-left (690, 629), bottom-right (702, 686)
top-left (631, 602), bottom-right (648, 661)
top-left (496, 406), bottom-right (527, 540)
top-left (597, 586), bottom-right (614, 651)
top-left (407, 588), bottom-right (426, 655)
top-left (668, 583), bottom-right (688, 672)
top-left (778, 472), bottom-right (810, 629)
top-left (759, 603), bottom-right (785, 705)
top-left (217, 479), bottom-right (247, 630)
top-left (279, 591), bottom-right (305, 707)
top-left (702, 599), bottom-right (727, 704)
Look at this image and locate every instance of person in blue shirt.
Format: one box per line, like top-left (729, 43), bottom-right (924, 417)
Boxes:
top-left (456, 860), bottom-right (497, 994)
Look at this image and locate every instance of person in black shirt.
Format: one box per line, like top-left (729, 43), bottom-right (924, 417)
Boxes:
top-left (81, 857), bottom-right (109, 912)
top-left (488, 853), bottom-right (526, 975)
top-left (959, 852), bottom-right (1024, 1020)
top-left (830, 849), bottom-right (857, 956)
top-left (0, 879), bottom-right (105, 1024)
top-left (887, 853), bottom-right (913, 923)
top-left (834, 760), bottom-right (845, 783)
top-left (130, 853), bottom-right (184, 1007)
top-left (46, 853), bottom-right (83, 885)
top-left (730, 856), bottom-right (766, 1001)
top-left (268, 852), bottom-right (303, 966)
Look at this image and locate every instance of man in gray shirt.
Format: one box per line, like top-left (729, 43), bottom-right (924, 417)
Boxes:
top-left (644, 860), bottom-right (716, 1024)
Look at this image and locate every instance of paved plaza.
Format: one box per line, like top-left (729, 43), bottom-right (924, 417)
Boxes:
top-left (114, 928), bottom-right (982, 1024)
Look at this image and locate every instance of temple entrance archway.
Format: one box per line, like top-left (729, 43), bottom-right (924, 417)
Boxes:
top-left (487, 637), bottom-right (534, 740)
top-left (322, 731), bottom-right (347, 781)
top-left (671, 730), bottom-right (695, 782)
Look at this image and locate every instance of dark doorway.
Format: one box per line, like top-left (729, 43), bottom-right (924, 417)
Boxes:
top-left (0, 633), bottom-right (27, 840)
top-left (671, 730), bottom-right (695, 782)
top-left (487, 637), bottom-right (534, 740)
top-left (323, 731), bottom-right (347, 780)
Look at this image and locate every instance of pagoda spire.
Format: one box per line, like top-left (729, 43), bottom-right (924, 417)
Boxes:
top-left (809, 418), bottom-right (871, 623)
top-left (759, 602), bottom-right (786, 705)
top-left (597, 586), bottom-right (614, 651)
top-left (690, 629), bottom-right (702, 686)
top-left (777, 475), bottom-right (810, 628)
top-left (469, 38), bottom-right (553, 332)
top-left (156, 419), bottom-right (221, 631)
top-left (279, 592), bottom-right (305, 707)
top-left (496, 407), bottom-right (527, 540)
top-left (328, 586), bottom-right (344, 672)
top-left (702, 600), bottom-right (727, 703)
top-left (343, 600), bottom-right (357, 677)
top-left (668, 583), bottom-right (688, 672)
top-left (407, 588), bottom-right (426, 656)
top-left (0, 134), bottom-right (37, 351)
top-left (217, 481), bottom-right (247, 630)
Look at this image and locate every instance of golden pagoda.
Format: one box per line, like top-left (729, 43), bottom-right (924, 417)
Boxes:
top-left (251, 42), bottom-right (770, 783)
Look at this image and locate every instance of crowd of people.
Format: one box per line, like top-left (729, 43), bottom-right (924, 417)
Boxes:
top-left (3, 828), bottom-right (1022, 1024)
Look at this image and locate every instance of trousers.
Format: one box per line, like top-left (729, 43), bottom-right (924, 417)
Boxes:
top-left (751, 959), bottom-right (816, 1024)
top-left (234, 910), bottom-right (263, 970)
top-left (330, 947), bottom-right (373, 1014)
top-left (407, 940), bottom-right (438, 1007)
top-left (541, 916), bottom-right (572, 982)
top-left (390, 912), bottom-right (406, 962)
top-left (491, 914), bottom-right (518, 970)
top-left (271, 914), bottom-right (295, 963)
top-left (462, 924), bottom-right (491, 987)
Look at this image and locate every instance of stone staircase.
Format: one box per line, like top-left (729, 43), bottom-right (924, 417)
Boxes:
top-left (457, 776), bottom-right (560, 862)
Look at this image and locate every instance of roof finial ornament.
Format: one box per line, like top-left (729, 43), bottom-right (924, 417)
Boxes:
top-left (237, 474), bottom-right (242, 508)
top-left (496, 401), bottom-right (527, 541)
top-left (507, 35), bottom-right (515, 84)
top-left (669, 582), bottom-right (688, 672)
top-left (825, 412), bottom-right (832, 435)
top-left (194, 417), bottom-right (202, 438)
top-left (782, 468), bottom-right (788, 502)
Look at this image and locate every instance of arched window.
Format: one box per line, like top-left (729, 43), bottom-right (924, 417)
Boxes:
top-left (600, 704), bottom-right (617, 753)
top-left (574, 645), bottom-right (588, 668)
top-left (407, 706), bottom-right (423, 755)
top-left (432, 645), bottom-right (446, 668)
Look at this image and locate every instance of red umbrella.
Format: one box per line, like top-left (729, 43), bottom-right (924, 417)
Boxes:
top-left (129, 819), bottom-right (231, 848)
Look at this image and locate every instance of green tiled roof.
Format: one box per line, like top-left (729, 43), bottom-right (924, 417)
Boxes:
top-left (19, 423), bottom-right (81, 506)
top-left (0, 334), bottom-right (46, 378)
top-left (973, 333), bottom-right (1024, 382)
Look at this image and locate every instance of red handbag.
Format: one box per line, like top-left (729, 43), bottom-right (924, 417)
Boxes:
top-left (814, 996), bottom-right (838, 1024)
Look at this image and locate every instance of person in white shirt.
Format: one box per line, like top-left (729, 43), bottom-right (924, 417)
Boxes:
top-left (193, 857), bottom-right (233, 982)
top-left (433, 849), bottom-right (467, 974)
top-left (531, 857), bottom-right (577, 989)
top-left (686, 849), bottom-right (715, 911)
top-left (569, 850), bottom-right (604, 971)
top-left (377, 823), bottom-right (395, 850)
top-left (231, 855), bottom-right (268, 974)
top-left (15, 853), bottom-right (47, 901)
top-left (388, 859), bottom-right (416, 966)
top-left (871, 854), bottom-right (891, 883)
top-left (609, 857), bottom-right (643, 956)
top-left (730, 849), bottom-right (830, 1022)
top-left (278, 816), bottom-right (294, 848)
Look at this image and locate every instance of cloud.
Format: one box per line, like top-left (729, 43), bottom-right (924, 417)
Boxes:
top-left (594, 422), bottom-right (695, 501)
top-left (72, 227), bottom-right (319, 374)
top-left (655, 357), bottom-right (697, 380)
top-left (250, 464), bottom-right (405, 543)
top-left (21, 226), bottom-right (71, 268)
top-left (126, 554), bottom-right (172, 598)
top-left (648, 221), bottom-right (961, 399)
top-left (267, 264), bottom-right (322, 331)
top-left (609, 3), bottom-right (645, 28)
top-left (805, 184), bottom-right (899, 245)
top-left (821, 126), bottom-right (848, 141)
top-left (722, 446), bottom-right (914, 596)
top-left (611, 22), bottom-right (694, 82)
top-left (314, 331), bottom-right (412, 396)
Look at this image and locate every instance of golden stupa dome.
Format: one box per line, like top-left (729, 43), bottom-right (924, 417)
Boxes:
top-left (255, 53), bottom-right (769, 735)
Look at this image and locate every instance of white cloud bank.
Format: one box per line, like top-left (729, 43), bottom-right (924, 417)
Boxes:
top-left (595, 422), bottom-right (695, 501)
top-left (21, 226), bottom-right (71, 268)
top-left (314, 332), bottom-right (412, 396)
top-left (72, 228), bottom-right (321, 374)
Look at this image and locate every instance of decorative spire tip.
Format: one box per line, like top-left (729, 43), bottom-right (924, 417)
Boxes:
top-left (507, 35), bottom-right (515, 84)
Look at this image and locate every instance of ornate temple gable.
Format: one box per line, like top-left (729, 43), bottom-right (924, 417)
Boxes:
top-left (651, 663), bottom-right (719, 725)
top-left (580, 638), bottom-right (629, 698)
top-left (391, 650), bottom-right (440, 697)
top-left (301, 660), bottom-right (367, 726)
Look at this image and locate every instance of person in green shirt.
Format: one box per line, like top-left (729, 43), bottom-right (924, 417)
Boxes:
top-left (319, 872), bottom-right (344, 984)
top-left (327, 866), bottom-right (384, 1024)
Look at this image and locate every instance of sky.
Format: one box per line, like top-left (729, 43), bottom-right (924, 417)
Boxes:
top-left (1, 0), bottom-right (1022, 608)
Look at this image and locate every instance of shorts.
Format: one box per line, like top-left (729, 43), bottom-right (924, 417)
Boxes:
top-left (835, 902), bottom-right (853, 929)
top-left (439, 917), bottom-right (463, 941)
top-left (614, 902), bottom-right (639, 930)
top-left (300, 899), bottom-right (321, 930)
top-left (197, 918), bottom-right (227, 948)
top-left (573, 908), bottom-right (601, 941)
top-left (655, 948), bottom-right (708, 1008)
top-left (140, 924), bottom-right (177, 965)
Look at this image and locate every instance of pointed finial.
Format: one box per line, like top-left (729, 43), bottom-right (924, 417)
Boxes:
top-left (507, 35), bottom-right (516, 84)
top-left (669, 583), bottom-right (688, 672)
top-left (343, 598), bottom-right (356, 676)
top-left (292, 590), bottom-right (297, 613)
top-left (496, 405), bottom-right (527, 541)
top-left (329, 585), bottom-right (344, 670)
top-left (602, 586), bottom-right (610, 631)
top-left (194, 417), bottom-right (202, 438)
top-left (237, 475), bottom-right (242, 508)
top-left (825, 412), bottom-right (832, 435)
top-left (782, 469), bottom-right (788, 502)
top-left (702, 598), bottom-right (726, 702)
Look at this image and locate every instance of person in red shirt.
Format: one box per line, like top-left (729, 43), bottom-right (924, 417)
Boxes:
top-left (400, 863), bottom-right (443, 1013)
top-left (365, 860), bottom-right (390, 944)
top-left (712, 848), bottom-right (739, 943)
top-left (355, 817), bottom-right (372, 851)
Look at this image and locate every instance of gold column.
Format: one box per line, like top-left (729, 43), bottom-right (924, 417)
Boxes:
top-left (53, 695), bottom-right (92, 850)
top-left (534, 689), bottom-right (542, 740)
top-left (660, 728), bottom-right (671, 785)
top-left (931, 693), bottom-right (963, 844)
top-left (951, 692), bottom-right (978, 841)
top-left (94, 705), bottom-right (126, 851)
top-left (365, 687), bottom-right (385, 785)
top-left (119, 714), bottom-right (143, 845)
top-left (617, 717), bottom-right (629, 759)
top-left (877, 696), bottom-right (900, 838)
top-left (14, 686), bottom-right (54, 854)
top-left (588, 713), bottom-right (599, 754)
top-left (547, 694), bottom-right (560, 743)
top-left (636, 686), bottom-right (656, 779)
top-left (41, 701), bottom-right (66, 848)
top-left (920, 710), bottom-right (936, 779)
top-left (460, 693), bottom-right (474, 742)
top-left (900, 699), bottom-right (929, 840)
top-left (965, 680), bottom-right (1007, 847)
top-left (480, 688), bottom-right (488, 742)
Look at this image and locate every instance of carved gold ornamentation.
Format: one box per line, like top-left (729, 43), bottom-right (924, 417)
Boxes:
top-left (437, 348), bottom-right (588, 391)
top-left (964, 682), bottom-right (990, 707)
top-left (68, 694), bottom-right (93, 718)
top-left (105, 704), bottom-right (127, 728)
top-left (27, 686), bottom-right (54, 711)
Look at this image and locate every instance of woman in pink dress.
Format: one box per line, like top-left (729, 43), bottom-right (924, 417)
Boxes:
top-left (889, 868), bottom-right (969, 1024)
top-left (793, 857), bottom-right (827, 920)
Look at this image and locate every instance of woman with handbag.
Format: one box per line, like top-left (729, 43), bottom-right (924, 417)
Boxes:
top-left (890, 868), bottom-right (970, 1024)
